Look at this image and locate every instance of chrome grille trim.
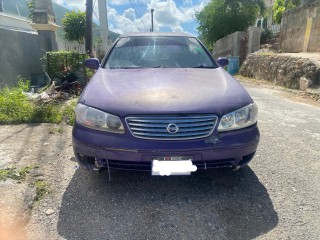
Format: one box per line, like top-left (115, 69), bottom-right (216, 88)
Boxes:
top-left (125, 115), bottom-right (218, 140)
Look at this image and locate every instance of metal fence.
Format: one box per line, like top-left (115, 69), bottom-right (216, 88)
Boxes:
top-left (57, 40), bottom-right (86, 54)
top-left (268, 24), bottom-right (281, 35)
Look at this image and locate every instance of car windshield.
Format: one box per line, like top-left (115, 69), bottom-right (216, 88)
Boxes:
top-left (104, 36), bottom-right (217, 69)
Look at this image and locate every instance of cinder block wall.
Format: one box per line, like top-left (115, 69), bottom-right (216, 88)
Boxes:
top-left (280, 1), bottom-right (320, 52)
top-left (0, 28), bottom-right (43, 87)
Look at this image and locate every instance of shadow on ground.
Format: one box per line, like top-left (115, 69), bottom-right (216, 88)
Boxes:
top-left (57, 167), bottom-right (278, 240)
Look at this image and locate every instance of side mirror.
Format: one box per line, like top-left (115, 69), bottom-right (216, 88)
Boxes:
top-left (217, 57), bottom-right (229, 68)
top-left (85, 58), bottom-right (100, 70)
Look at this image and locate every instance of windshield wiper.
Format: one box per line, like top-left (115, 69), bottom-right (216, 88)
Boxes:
top-left (120, 66), bottom-right (144, 69)
top-left (192, 65), bottom-right (215, 68)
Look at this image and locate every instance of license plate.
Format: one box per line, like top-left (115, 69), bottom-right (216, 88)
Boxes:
top-left (153, 156), bottom-right (192, 161)
top-left (152, 156), bottom-right (197, 176)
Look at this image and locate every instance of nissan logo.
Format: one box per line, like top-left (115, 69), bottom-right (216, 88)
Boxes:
top-left (167, 123), bottom-right (179, 134)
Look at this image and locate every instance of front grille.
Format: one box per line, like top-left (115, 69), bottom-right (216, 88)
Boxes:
top-left (126, 115), bottom-right (218, 140)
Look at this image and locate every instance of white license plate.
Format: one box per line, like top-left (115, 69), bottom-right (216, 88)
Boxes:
top-left (152, 159), bottom-right (197, 176)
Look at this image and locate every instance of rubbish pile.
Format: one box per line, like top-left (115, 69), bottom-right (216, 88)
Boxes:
top-left (25, 71), bottom-right (84, 103)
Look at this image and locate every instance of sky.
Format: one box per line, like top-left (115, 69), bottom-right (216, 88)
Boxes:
top-left (52, 0), bottom-right (211, 36)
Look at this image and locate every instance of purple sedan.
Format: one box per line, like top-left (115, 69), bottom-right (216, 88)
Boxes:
top-left (72, 32), bottom-right (259, 176)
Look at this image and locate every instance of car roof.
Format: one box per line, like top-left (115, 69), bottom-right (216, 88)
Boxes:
top-left (119, 32), bottom-right (195, 38)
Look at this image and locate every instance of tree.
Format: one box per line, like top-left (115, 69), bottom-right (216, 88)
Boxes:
top-left (62, 10), bottom-right (86, 44)
top-left (196, 0), bottom-right (266, 50)
top-left (273, 0), bottom-right (301, 24)
top-left (27, 0), bottom-right (36, 23)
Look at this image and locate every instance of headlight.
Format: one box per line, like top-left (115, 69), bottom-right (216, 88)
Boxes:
top-left (75, 103), bottom-right (125, 134)
top-left (218, 103), bottom-right (258, 132)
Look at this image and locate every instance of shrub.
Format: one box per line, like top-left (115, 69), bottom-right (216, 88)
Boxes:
top-left (44, 51), bottom-right (93, 84)
top-left (261, 29), bottom-right (273, 44)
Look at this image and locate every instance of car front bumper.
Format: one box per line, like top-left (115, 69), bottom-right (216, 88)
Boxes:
top-left (72, 123), bottom-right (260, 172)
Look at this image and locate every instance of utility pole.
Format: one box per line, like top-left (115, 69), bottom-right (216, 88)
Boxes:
top-left (151, 9), bottom-right (154, 32)
top-left (98, 0), bottom-right (110, 55)
top-left (85, 0), bottom-right (93, 56)
top-left (0, 1), bottom-right (4, 12)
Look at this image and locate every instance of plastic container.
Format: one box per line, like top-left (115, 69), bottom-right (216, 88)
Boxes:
top-left (227, 56), bottom-right (239, 75)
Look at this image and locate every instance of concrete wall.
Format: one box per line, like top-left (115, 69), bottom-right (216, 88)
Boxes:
top-left (213, 31), bottom-right (247, 58)
top-left (247, 27), bottom-right (261, 54)
top-left (0, 28), bottom-right (43, 87)
top-left (214, 29), bottom-right (261, 65)
top-left (280, 1), bottom-right (320, 52)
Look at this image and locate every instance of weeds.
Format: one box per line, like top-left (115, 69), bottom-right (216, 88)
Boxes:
top-left (62, 99), bottom-right (77, 125)
top-left (0, 80), bottom-right (77, 125)
top-left (0, 166), bottom-right (33, 181)
top-left (0, 166), bottom-right (50, 201)
top-left (34, 180), bottom-right (50, 201)
top-left (49, 126), bottom-right (64, 134)
top-left (32, 103), bottom-right (63, 124)
top-left (0, 81), bottom-right (34, 123)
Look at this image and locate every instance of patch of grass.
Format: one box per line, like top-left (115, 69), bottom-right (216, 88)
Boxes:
top-left (0, 166), bottom-right (33, 181)
top-left (0, 80), bottom-right (78, 125)
top-left (0, 81), bottom-right (34, 124)
top-left (49, 126), bottom-right (64, 134)
top-left (34, 180), bottom-right (50, 201)
top-left (32, 103), bottom-right (63, 124)
top-left (62, 99), bottom-right (77, 126)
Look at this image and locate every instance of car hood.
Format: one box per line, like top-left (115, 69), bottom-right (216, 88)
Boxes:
top-left (80, 68), bottom-right (253, 117)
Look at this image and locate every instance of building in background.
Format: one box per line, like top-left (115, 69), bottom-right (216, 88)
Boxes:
top-left (255, 0), bottom-right (281, 35)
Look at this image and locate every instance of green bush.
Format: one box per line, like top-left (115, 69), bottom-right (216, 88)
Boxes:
top-left (44, 51), bottom-right (92, 84)
top-left (261, 29), bottom-right (273, 44)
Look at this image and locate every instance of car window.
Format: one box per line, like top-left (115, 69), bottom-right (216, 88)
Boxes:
top-left (104, 36), bottom-right (217, 69)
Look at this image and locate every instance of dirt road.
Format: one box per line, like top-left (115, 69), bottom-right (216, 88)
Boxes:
top-left (1, 83), bottom-right (319, 240)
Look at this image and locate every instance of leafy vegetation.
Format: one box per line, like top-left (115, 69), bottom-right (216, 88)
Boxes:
top-left (34, 180), bottom-right (50, 201)
top-left (62, 99), bottom-right (77, 126)
top-left (261, 28), bottom-right (273, 44)
top-left (0, 166), bottom-right (34, 181)
top-left (273, 0), bottom-right (301, 24)
top-left (61, 10), bottom-right (86, 44)
top-left (0, 81), bottom-right (77, 125)
top-left (49, 126), bottom-right (64, 134)
top-left (44, 51), bottom-right (89, 82)
top-left (26, 0), bottom-right (36, 23)
top-left (0, 81), bottom-right (34, 123)
top-left (196, 0), bottom-right (266, 50)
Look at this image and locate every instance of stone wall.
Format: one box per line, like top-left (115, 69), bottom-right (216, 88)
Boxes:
top-left (280, 1), bottom-right (320, 52)
top-left (240, 51), bottom-right (320, 90)
top-left (247, 27), bottom-right (261, 54)
top-left (0, 28), bottom-right (43, 87)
